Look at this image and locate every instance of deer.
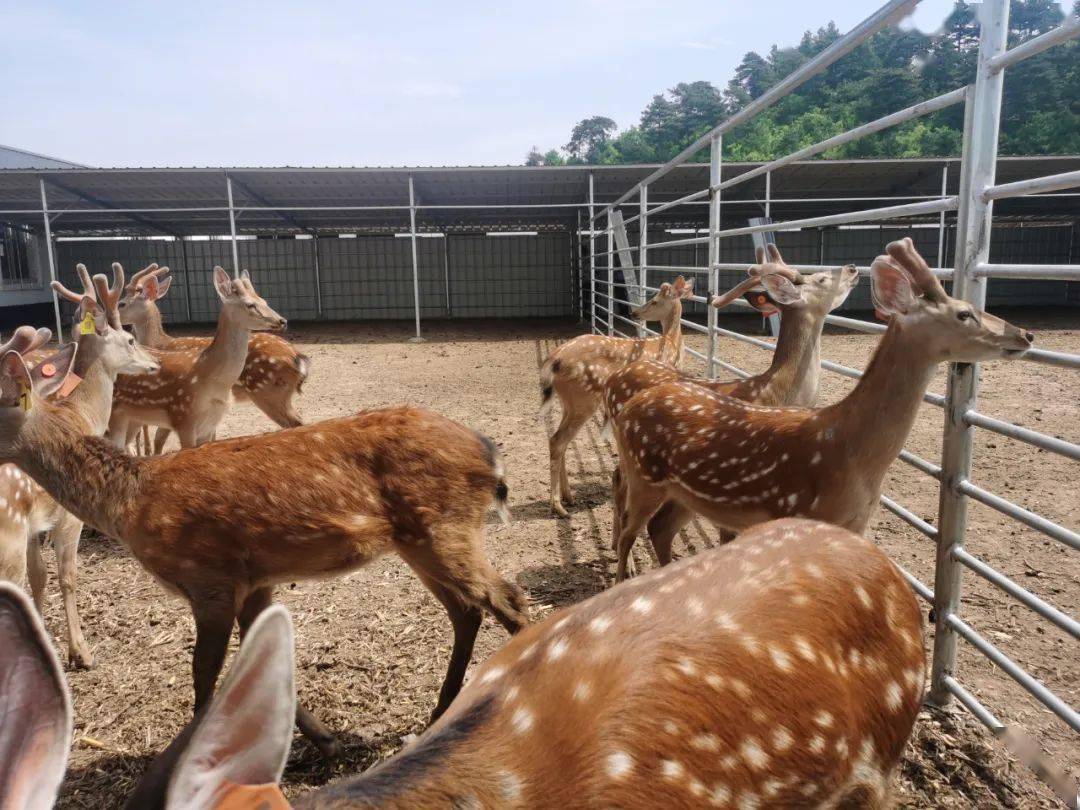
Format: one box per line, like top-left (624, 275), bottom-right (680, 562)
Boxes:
top-left (540, 275), bottom-right (695, 517)
top-left (610, 237), bottom-right (1035, 582)
top-left (103, 266), bottom-right (289, 450)
top-left (118, 262), bottom-right (310, 454)
top-left (0, 268), bottom-right (160, 669)
top-left (604, 247), bottom-right (859, 575)
top-left (0, 337), bottom-right (529, 758)
top-left (121, 518), bottom-right (926, 810)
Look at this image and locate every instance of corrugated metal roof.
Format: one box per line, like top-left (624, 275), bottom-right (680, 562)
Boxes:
top-left (0, 156), bottom-right (1076, 236)
top-left (0, 144), bottom-right (87, 170)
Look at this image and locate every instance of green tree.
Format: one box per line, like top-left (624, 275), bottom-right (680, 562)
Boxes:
top-left (564, 116), bottom-right (617, 162)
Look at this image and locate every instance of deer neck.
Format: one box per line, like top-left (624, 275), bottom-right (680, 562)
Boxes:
top-left (756, 306), bottom-right (822, 407)
top-left (657, 303), bottom-right (684, 366)
top-left (828, 320), bottom-right (938, 482)
top-left (200, 305), bottom-right (251, 385)
top-left (57, 352), bottom-right (118, 436)
top-left (131, 304), bottom-right (171, 348)
top-left (9, 405), bottom-right (144, 539)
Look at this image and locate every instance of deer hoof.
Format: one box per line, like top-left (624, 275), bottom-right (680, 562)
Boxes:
top-left (313, 733), bottom-right (341, 759)
top-left (551, 501), bottom-right (570, 518)
top-left (68, 647), bottom-right (95, 670)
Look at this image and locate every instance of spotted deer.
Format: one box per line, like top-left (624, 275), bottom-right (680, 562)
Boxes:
top-left (540, 275), bottom-right (695, 516)
top-left (0, 336), bottom-right (528, 756)
top-left (104, 266), bottom-right (288, 450)
top-left (604, 248), bottom-right (859, 574)
top-left (0, 271), bottom-right (159, 668)
top-left (124, 519), bottom-right (925, 810)
top-left (118, 263), bottom-right (310, 453)
top-left (611, 238), bottom-right (1035, 582)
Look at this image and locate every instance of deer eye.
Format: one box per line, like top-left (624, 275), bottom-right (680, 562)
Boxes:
top-left (957, 310), bottom-right (974, 322)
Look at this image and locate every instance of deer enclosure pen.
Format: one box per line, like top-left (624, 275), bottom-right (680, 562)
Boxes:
top-left (586, 0), bottom-right (1079, 797)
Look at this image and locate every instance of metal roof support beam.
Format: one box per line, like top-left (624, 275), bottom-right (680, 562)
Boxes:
top-left (225, 175), bottom-right (241, 276)
top-left (226, 175), bottom-right (314, 236)
top-left (37, 179), bottom-right (65, 344)
top-left (39, 176), bottom-right (182, 239)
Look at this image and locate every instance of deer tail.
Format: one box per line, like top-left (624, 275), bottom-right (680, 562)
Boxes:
top-left (477, 433), bottom-right (512, 526)
top-left (538, 357), bottom-right (560, 422)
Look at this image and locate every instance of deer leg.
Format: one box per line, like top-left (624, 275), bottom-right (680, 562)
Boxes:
top-left (549, 403), bottom-right (592, 516)
top-left (610, 464), bottom-right (625, 551)
top-left (237, 587), bottom-right (339, 758)
top-left (106, 412), bottom-right (130, 450)
top-left (176, 424), bottom-right (199, 450)
top-left (190, 593), bottom-right (236, 712)
top-left (53, 513), bottom-right (93, 668)
top-left (615, 478), bottom-right (666, 584)
top-left (646, 500), bottom-right (695, 567)
top-left (25, 532), bottom-right (47, 614)
top-left (153, 428), bottom-right (171, 454)
top-left (251, 389), bottom-right (303, 429)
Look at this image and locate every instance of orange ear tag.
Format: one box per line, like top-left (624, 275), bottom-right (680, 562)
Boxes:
top-left (56, 372), bottom-right (83, 399)
top-left (41, 363), bottom-right (57, 378)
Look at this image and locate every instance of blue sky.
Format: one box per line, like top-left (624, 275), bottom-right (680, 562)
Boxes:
top-left (1, 0), bottom-right (958, 167)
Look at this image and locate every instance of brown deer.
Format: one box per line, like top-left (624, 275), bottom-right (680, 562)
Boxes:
top-left (105, 266), bottom-right (288, 450)
top-left (127, 519), bottom-right (926, 810)
top-left (611, 238), bottom-right (1034, 581)
top-left (0, 341), bottom-right (528, 756)
top-left (1, 268), bottom-right (159, 668)
top-left (604, 248), bottom-right (859, 574)
top-left (118, 263), bottom-right (310, 453)
top-left (541, 275), bottom-right (695, 516)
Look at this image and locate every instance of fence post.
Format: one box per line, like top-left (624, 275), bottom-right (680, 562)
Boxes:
top-left (638, 184), bottom-right (648, 337)
top-left (589, 173), bottom-right (597, 335)
top-left (407, 175), bottom-right (423, 342)
top-left (225, 175), bottom-right (241, 277)
top-left (606, 205), bottom-right (614, 336)
top-left (38, 179), bottom-right (65, 344)
top-left (929, 0), bottom-right (1010, 709)
top-left (706, 134), bottom-right (722, 378)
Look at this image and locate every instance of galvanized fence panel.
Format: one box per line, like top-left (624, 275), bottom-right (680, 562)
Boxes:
top-left (317, 235), bottom-right (443, 320)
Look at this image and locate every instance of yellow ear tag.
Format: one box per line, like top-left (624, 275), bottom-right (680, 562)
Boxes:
top-left (18, 387), bottom-right (31, 412)
top-left (79, 311), bottom-right (97, 335)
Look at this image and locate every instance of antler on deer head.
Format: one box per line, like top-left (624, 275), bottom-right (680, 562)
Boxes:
top-left (885, 237), bottom-right (948, 303)
top-left (711, 243), bottom-right (804, 309)
top-left (126, 262), bottom-right (170, 293)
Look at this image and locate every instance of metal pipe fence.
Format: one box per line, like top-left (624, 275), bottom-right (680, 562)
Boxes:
top-left (586, 0), bottom-right (1079, 791)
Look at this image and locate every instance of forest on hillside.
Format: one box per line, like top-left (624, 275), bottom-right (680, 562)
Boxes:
top-left (525, 0), bottom-right (1079, 165)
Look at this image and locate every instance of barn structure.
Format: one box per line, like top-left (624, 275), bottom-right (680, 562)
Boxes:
top-left (1, 156), bottom-right (1078, 338)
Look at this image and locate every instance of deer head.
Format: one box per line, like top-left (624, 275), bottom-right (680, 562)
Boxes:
top-left (630, 276), bottom-right (695, 323)
top-left (117, 262), bottom-right (172, 327)
top-left (53, 265), bottom-right (160, 378)
top-left (711, 245), bottom-right (859, 317)
top-left (872, 238), bottom-right (1034, 361)
top-left (0, 341), bottom-right (79, 449)
top-left (213, 268), bottom-right (287, 332)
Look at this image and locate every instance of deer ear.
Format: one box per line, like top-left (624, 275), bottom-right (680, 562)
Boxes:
top-left (0, 351), bottom-right (33, 408)
top-left (760, 273), bottom-right (802, 306)
top-left (29, 343), bottom-right (78, 400)
top-left (0, 583), bottom-right (73, 809)
top-left (658, 282), bottom-right (673, 298)
top-left (155, 276), bottom-right (173, 300)
top-left (240, 269), bottom-right (251, 283)
top-left (212, 267), bottom-right (234, 302)
top-left (676, 277), bottom-right (695, 298)
top-left (871, 256), bottom-right (918, 316)
top-left (166, 605), bottom-right (295, 810)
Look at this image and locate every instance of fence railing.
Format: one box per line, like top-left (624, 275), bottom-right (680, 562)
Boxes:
top-left (583, 0), bottom-right (1079, 791)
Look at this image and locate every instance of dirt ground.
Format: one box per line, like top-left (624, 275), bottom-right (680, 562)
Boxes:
top-left (36, 312), bottom-right (1077, 808)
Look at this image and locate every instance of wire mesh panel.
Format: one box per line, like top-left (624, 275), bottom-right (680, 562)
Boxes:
top-left (317, 235), bottom-right (443, 320)
top-left (447, 233), bottom-right (572, 318)
top-left (238, 238), bottom-right (318, 321)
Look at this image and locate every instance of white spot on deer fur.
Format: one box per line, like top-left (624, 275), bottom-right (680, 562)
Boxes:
top-left (675, 658), bottom-right (696, 676)
top-left (607, 751), bottom-right (633, 779)
top-left (479, 667), bottom-right (505, 685)
top-left (691, 733), bottom-right (720, 752)
top-left (547, 638), bottom-right (568, 662)
top-left (572, 680), bottom-right (591, 702)
top-left (809, 735), bottom-right (826, 754)
top-left (815, 710), bottom-right (834, 728)
top-left (769, 647), bottom-right (793, 672)
top-left (590, 615), bottom-right (612, 634)
top-left (737, 791), bottom-right (760, 810)
top-left (512, 707), bottom-right (533, 734)
top-left (772, 727), bottom-right (793, 752)
top-left (499, 771), bottom-right (522, 801)
top-left (885, 681), bottom-right (903, 710)
top-left (740, 739), bottom-right (769, 770)
top-left (661, 759), bottom-right (684, 780)
top-left (710, 784), bottom-right (732, 805)
top-left (630, 596), bottom-right (653, 614)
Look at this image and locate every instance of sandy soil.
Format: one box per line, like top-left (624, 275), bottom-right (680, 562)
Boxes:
top-left (35, 313), bottom-right (1077, 808)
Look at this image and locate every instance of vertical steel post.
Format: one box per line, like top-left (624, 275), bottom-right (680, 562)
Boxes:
top-left (606, 205), bottom-right (614, 336)
top-left (638, 184), bottom-right (648, 337)
top-left (589, 173), bottom-right (597, 334)
top-left (225, 175), bottom-right (241, 276)
top-left (38, 179), bottom-right (64, 344)
top-left (576, 209), bottom-right (583, 321)
top-left (408, 175), bottom-right (423, 342)
top-left (937, 162), bottom-right (949, 270)
top-left (443, 233), bottom-right (451, 316)
top-left (764, 170), bottom-right (771, 219)
top-left (313, 233), bottom-right (324, 319)
top-left (706, 135), bottom-right (722, 378)
top-left (178, 236), bottom-right (194, 323)
top-left (929, 0), bottom-right (1009, 709)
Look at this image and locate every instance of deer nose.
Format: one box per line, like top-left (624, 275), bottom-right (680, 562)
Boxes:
top-left (1023, 331), bottom-right (1034, 344)
top-left (278, 318), bottom-right (288, 330)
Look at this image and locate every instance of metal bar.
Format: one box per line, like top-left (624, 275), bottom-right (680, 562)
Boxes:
top-left (983, 169), bottom-right (1080, 201)
top-left (311, 234), bottom-right (323, 318)
top-left (225, 176), bottom-right (241, 275)
top-left (710, 262), bottom-right (955, 280)
top-left (645, 264), bottom-right (711, 274)
top-left (988, 13), bottom-right (1080, 72)
top-left (899, 449), bottom-right (942, 479)
top-left (764, 170), bottom-right (771, 219)
top-left (407, 175), bottom-right (422, 341)
top-left (958, 478), bottom-right (1080, 551)
top-left (824, 313), bottom-right (888, 334)
top-left (943, 676), bottom-right (1003, 730)
top-left (589, 173), bottom-right (596, 334)
top-left (881, 494), bottom-right (939, 538)
top-left (606, 207), bottom-right (614, 336)
top-left (946, 612), bottom-right (1080, 733)
top-left (38, 178), bottom-right (64, 344)
top-left (608, 0), bottom-right (920, 208)
top-left (952, 546), bottom-right (1080, 640)
top-left (899, 565), bottom-right (935, 603)
top-left (1019, 346), bottom-right (1080, 370)
top-left (964, 408), bottom-right (1080, 461)
top-left (638, 185), bottom-right (648, 336)
top-left (715, 88), bottom-right (967, 195)
top-left (930, 6), bottom-right (1007, 707)
top-left (973, 262), bottom-right (1080, 280)
top-left (178, 236), bottom-right (193, 323)
top-left (707, 135), bottom-right (721, 379)
top-left (937, 163), bottom-right (949, 268)
top-left (444, 231), bottom-right (452, 317)
top-left (647, 235), bottom-right (711, 249)
top-left (714, 197), bottom-right (958, 241)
